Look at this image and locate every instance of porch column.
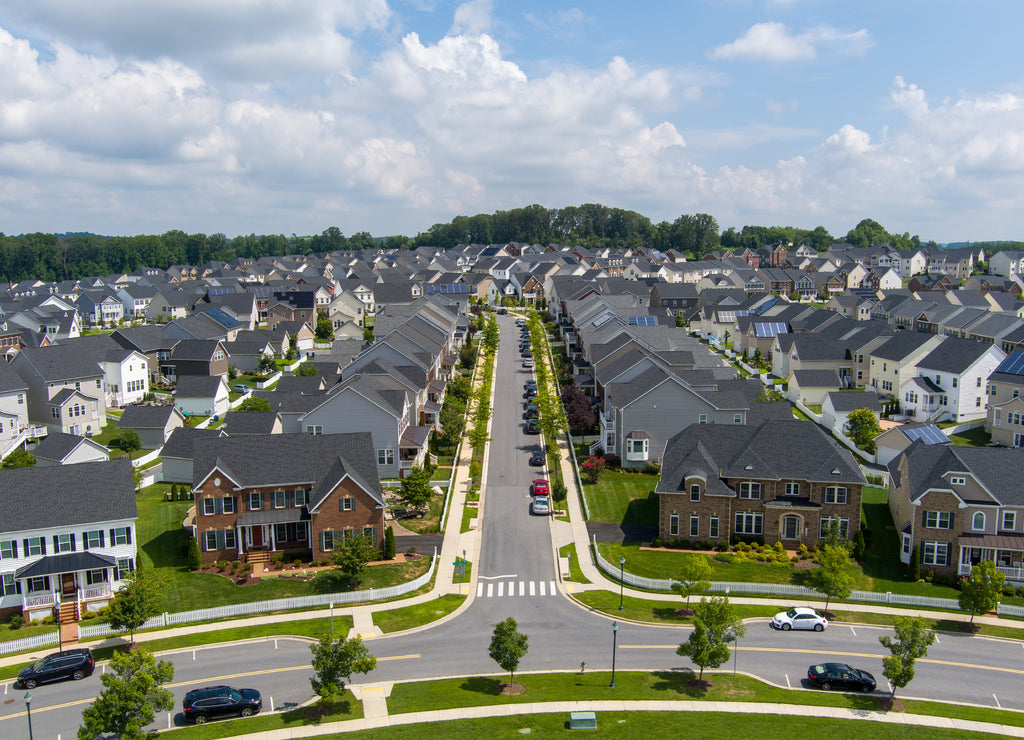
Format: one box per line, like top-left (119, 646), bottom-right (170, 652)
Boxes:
top-left (236, 525), bottom-right (243, 556)
top-left (269, 525), bottom-right (276, 552)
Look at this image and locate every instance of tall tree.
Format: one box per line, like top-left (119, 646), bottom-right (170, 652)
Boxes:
top-left (844, 408), bottom-right (882, 453)
top-left (238, 396), bottom-right (273, 412)
top-left (560, 384), bottom-right (596, 435)
top-left (489, 616), bottom-right (530, 684)
top-left (672, 554), bottom-right (713, 609)
top-left (2, 448), bottom-right (35, 469)
top-left (398, 465), bottom-right (433, 509)
top-left (958, 560), bottom-right (1006, 624)
top-left (879, 616), bottom-right (935, 699)
top-left (309, 636), bottom-right (377, 707)
top-left (78, 649), bottom-right (174, 740)
top-left (807, 544), bottom-right (855, 614)
top-left (676, 596), bottom-right (745, 681)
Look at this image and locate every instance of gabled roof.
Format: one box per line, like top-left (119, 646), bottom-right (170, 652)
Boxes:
top-left (892, 440), bottom-right (1023, 506)
top-left (117, 404), bottom-right (183, 429)
top-left (174, 375), bottom-right (227, 398)
top-left (917, 337), bottom-right (999, 375)
top-left (161, 427), bottom-right (226, 459)
top-left (31, 432), bottom-right (109, 462)
top-left (0, 458), bottom-right (135, 532)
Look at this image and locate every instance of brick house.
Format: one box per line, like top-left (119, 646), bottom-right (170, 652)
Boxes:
top-left (190, 433), bottom-right (385, 565)
top-left (655, 420), bottom-right (865, 547)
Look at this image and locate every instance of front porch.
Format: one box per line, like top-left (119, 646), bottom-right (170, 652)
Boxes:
top-left (399, 424), bottom-right (431, 476)
top-left (958, 534), bottom-right (1024, 585)
top-left (234, 509), bottom-right (312, 564)
top-left (15, 552), bottom-right (120, 624)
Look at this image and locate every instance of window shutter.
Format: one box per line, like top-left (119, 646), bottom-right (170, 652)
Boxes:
top-left (948, 513), bottom-right (954, 531)
top-left (319, 532), bottom-right (325, 552)
top-left (126, 528), bottom-right (132, 545)
top-left (53, 535), bottom-right (59, 552)
top-left (40, 538), bottom-right (46, 555)
top-left (99, 531), bottom-right (105, 547)
top-left (83, 533), bottom-right (89, 551)
top-left (22, 539), bottom-right (29, 555)
top-left (10, 541), bottom-right (16, 558)
top-left (110, 528), bottom-right (116, 544)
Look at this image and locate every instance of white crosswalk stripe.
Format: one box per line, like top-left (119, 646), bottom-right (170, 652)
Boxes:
top-left (475, 579), bottom-right (558, 598)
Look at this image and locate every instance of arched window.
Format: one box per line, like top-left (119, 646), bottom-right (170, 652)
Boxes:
top-left (973, 512), bottom-right (986, 531)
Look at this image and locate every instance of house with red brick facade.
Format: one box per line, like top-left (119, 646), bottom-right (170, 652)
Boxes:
top-left (655, 420), bottom-right (865, 547)
top-left (190, 433), bottom-right (384, 565)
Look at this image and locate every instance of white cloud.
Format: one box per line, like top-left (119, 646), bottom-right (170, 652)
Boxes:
top-left (710, 22), bottom-right (872, 62)
top-left (450, 0), bottom-right (493, 36)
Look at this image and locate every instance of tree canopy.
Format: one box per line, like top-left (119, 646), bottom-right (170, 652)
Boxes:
top-left (879, 616), bottom-right (935, 698)
top-left (78, 648), bottom-right (173, 740)
top-left (309, 636), bottom-right (377, 707)
top-left (676, 596), bottom-right (745, 680)
top-left (488, 616), bottom-right (530, 684)
top-left (958, 560), bottom-right (1006, 624)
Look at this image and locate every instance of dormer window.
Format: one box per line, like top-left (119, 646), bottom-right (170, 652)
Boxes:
top-left (950, 476), bottom-right (966, 486)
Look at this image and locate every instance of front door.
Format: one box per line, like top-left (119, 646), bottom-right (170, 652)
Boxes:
top-left (782, 516), bottom-right (800, 540)
top-left (251, 526), bottom-right (263, 549)
top-left (60, 573), bottom-right (76, 596)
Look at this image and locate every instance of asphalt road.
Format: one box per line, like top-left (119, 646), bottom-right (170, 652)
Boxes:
top-left (3, 315), bottom-right (1024, 738)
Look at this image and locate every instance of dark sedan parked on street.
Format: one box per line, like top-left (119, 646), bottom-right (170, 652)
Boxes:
top-left (806, 663), bottom-right (876, 692)
top-left (183, 685), bottom-right (263, 724)
top-left (529, 450), bottom-right (545, 466)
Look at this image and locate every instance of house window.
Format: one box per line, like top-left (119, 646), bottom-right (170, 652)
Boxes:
top-left (249, 492), bottom-right (263, 510)
top-left (273, 491), bottom-right (287, 509)
top-left (977, 377), bottom-right (983, 388)
top-left (0, 540), bottom-right (14, 559)
top-left (901, 533), bottom-right (911, 556)
top-left (377, 448), bottom-right (394, 466)
top-left (950, 476), bottom-right (965, 486)
top-left (56, 533), bottom-right (75, 553)
top-left (204, 531), bottom-right (217, 551)
top-left (116, 558), bottom-right (134, 580)
top-left (1, 574), bottom-right (17, 596)
top-left (922, 542), bottom-right (950, 567)
top-left (86, 569), bottom-right (107, 586)
top-left (321, 531), bottom-right (337, 552)
top-left (112, 527), bottom-right (130, 545)
top-left (275, 524), bottom-right (289, 543)
top-left (669, 514), bottom-right (679, 537)
top-left (973, 512), bottom-right (986, 531)
top-left (294, 489), bottom-right (308, 507)
top-left (698, 414), bottom-right (708, 424)
top-left (924, 511), bottom-right (952, 529)
top-left (820, 517), bottom-right (849, 538)
top-left (784, 483), bottom-right (800, 496)
top-left (26, 537), bottom-right (43, 556)
top-left (733, 413), bottom-right (743, 424)
top-left (824, 487), bottom-right (848, 505)
top-left (738, 482), bottom-right (761, 499)
top-left (341, 497), bottom-right (356, 511)
top-left (627, 438), bottom-right (649, 457)
top-left (1002, 511), bottom-right (1016, 532)
top-left (991, 384), bottom-right (998, 396)
top-left (222, 496), bottom-right (235, 514)
top-left (306, 425), bottom-right (323, 435)
top-left (85, 530), bottom-right (103, 549)
top-left (689, 484), bottom-right (700, 502)
top-left (28, 576), bottom-right (50, 593)
top-left (203, 498), bottom-right (216, 515)
top-left (690, 516), bottom-right (700, 538)
top-left (735, 512), bottom-right (763, 536)
top-left (709, 516), bottom-right (719, 539)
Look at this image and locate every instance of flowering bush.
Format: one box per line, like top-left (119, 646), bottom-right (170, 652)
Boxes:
top-left (580, 455), bottom-right (606, 484)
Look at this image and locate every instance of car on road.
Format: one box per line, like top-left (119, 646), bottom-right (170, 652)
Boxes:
top-left (806, 663), bottom-right (876, 692)
top-left (183, 685), bottom-right (263, 724)
top-left (771, 607), bottom-right (828, 632)
top-left (531, 495), bottom-right (551, 515)
top-left (496, 307), bottom-right (507, 315)
top-left (529, 450), bottom-right (545, 466)
top-left (532, 478), bottom-right (549, 496)
top-left (15, 648), bottom-right (94, 689)
top-left (523, 359), bottom-right (534, 369)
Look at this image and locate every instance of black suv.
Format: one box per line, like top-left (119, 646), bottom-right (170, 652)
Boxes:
top-left (16, 648), bottom-right (94, 689)
top-left (183, 685), bottom-right (262, 724)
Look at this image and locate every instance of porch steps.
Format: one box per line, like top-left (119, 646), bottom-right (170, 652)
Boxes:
top-left (246, 551), bottom-right (271, 564)
top-left (58, 601), bottom-right (79, 625)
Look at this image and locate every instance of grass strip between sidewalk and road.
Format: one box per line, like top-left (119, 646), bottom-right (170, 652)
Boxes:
top-left (373, 594), bottom-right (467, 634)
top-left (314, 711), bottom-right (996, 739)
top-left (387, 671), bottom-right (1024, 731)
top-left (559, 543), bottom-right (591, 584)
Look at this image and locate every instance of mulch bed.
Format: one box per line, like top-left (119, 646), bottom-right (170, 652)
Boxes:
top-left (499, 682), bottom-right (526, 696)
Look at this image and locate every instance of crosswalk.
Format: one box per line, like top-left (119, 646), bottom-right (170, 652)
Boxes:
top-left (476, 579), bottom-right (558, 598)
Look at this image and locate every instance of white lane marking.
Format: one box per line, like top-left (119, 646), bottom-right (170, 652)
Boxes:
top-left (549, 580), bottom-right (556, 595)
top-left (487, 583), bottom-right (494, 598)
top-left (785, 674), bottom-right (791, 688)
top-left (497, 581), bottom-right (504, 597)
top-left (479, 574), bottom-right (517, 580)
top-left (994, 694), bottom-right (1002, 708)
top-left (935, 634), bottom-right (940, 644)
top-left (849, 626), bottom-right (856, 636)
top-left (530, 581), bottom-right (536, 596)
top-left (539, 581), bottom-right (546, 596)
top-left (519, 581), bottom-right (525, 596)
top-left (477, 582), bottom-right (483, 597)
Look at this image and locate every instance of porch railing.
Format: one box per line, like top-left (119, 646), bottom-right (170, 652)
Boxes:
top-left (23, 592), bottom-right (58, 610)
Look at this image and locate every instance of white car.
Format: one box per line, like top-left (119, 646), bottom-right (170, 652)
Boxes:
top-left (771, 607), bottom-right (828, 632)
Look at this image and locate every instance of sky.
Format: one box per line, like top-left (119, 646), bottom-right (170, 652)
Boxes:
top-left (1, 1), bottom-right (1024, 243)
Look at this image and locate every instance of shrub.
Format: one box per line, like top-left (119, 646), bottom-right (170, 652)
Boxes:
top-left (293, 559), bottom-right (302, 568)
top-left (603, 453), bottom-right (621, 469)
top-left (384, 526), bottom-right (397, 560)
top-left (469, 460), bottom-right (482, 483)
top-left (715, 543), bottom-right (728, 552)
top-left (186, 538), bottom-right (202, 570)
top-left (651, 538), bottom-right (663, 548)
top-left (1002, 584), bottom-right (1016, 597)
top-left (42, 615), bottom-right (56, 625)
top-left (7, 613), bottom-right (23, 630)
top-left (551, 479), bottom-right (567, 503)
top-left (798, 544), bottom-right (808, 558)
top-left (713, 553), bottom-right (736, 564)
top-left (217, 561), bottom-right (228, 572)
top-left (642, 460), bottom-right (662, 476)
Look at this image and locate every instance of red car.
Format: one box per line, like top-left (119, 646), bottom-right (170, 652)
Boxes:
top-left (532, 479), bottom-right (549, 496)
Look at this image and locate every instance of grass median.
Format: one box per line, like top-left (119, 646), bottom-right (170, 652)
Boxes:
top-left (373, 594), bottom-right (467, 633)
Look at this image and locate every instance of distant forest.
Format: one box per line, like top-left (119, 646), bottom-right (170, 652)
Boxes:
top-left (0, 203), bottom-right (1006, 283)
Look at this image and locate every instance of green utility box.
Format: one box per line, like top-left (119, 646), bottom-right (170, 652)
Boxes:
top-left (569, 711), bottom-right (597, 730)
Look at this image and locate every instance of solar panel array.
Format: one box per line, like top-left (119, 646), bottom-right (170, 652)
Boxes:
top-left (994, 350), bottom-right (1024, 377)
top-left (426, 283), bottom-right (468, 294)
top-left (902, 425), bottom-right (951, 445)
top-left (627, 316), bottom-right (656, 326)
top-left (753, 321), bottom-right (789, 338)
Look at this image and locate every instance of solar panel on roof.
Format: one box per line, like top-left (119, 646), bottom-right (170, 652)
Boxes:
top-left (902, 425), bottom-right (951, 445)
top-left (995, 351), bottom-right (1024, 377)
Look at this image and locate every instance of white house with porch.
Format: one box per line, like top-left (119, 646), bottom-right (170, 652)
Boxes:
top-left (0, 458), bottom-right (137, 624)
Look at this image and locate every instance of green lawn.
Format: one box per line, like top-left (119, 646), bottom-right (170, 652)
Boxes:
top-left (559, 544), bottom-right (591, 583)
top-left (373, 594), bottom-right (466, 633)
top-left (949, 427), bottom-right (992, 447)
top-left (581, 470), bottom-right (659, 525)
top-left (397, 487), bottom-right (446, 534)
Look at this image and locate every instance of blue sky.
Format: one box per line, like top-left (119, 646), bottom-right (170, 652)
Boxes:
top-left (1, 1), bottom-right (1023, 242)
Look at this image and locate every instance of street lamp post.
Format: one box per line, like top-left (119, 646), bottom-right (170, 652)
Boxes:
top-left (24, 692), bottom-right (33, 740)
top-left (618, 556), bottom-right (625, 611)
top-left (610, 621), bottom-right (618, 688)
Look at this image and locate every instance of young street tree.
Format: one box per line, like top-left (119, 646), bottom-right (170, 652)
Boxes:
top-left (676, 596), bottom-right (745, 683)
top-left (958, 560), bottom-right (1006, 625)
top-left (105, 565), bottom-right (162, 646)
top-left (78, 649), bottom-right (174, 740)
top-left (489, 616), bottom-right (529, 685)
top-left (807, 544), bottom-right (855, 615)
top-left (672, 554), bottom-right (713, 611)
top-left (309, 635), bottom-right (377, 708)
top-left (878, 616), bottom-right (936, 699)
top-left (844, 408), bottom-right (883, 454)
top-left (331, 532), bottom-right (380, 587)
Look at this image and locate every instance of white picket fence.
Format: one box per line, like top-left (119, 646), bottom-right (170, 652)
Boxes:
top-left (78, 548), bottom-right (437, 641)
top-left (0, 631), bottom-right (61, 656)
top-left (592, 538), bottom-right (962, 610)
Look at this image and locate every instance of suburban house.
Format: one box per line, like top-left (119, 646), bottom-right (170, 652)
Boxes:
top-left (867, 333), bottom-right (945, 397)
top-left (888, 441), bottom-right (1024, 582)
top-left (655, 419), bottom-right (866, 548)
top-left (7, 346), bottom-right (107, 436)
top-left (116, 405), bottom-right (187, 448)
top-left (0, 365), bottom-right (29, 453)
top-left (167, 340), bottom-right (230, 379)
top-left (174, 375), bottom-right (230, 418)
top-left (904, 337), bottom-right (1005, 423)
top-left (31, 432), bottom-right (110, 467)
top-left (160, 427), bottom-right (227, 483)
top-left (820, 391), bottom-right (882, 438)
top-left (190, 433), bottom-right (385, 565)
top-left (987, 351), bottom-right (1024, 448)
top-left (110, 326), bottom-right (181, 385)
top-left (221, 411), bottom-right (283, 436)
top-left (0, 458), bottom-right (137, 623)
top-left (788, 369), bottom-right (842, 406)
top-left (874, 422), bottom-right (952, 466)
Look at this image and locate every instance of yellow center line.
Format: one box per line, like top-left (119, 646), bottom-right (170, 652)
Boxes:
top-left (378, 654), bottom-right (420, 661)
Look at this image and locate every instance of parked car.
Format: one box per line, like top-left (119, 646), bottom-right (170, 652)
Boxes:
top-left (233, 384), bottom-right (250, 394)
top-left (771, 607), bottom-right (828, 632)
top-left (183, 685), bottom-right (263, 724)
top-left (531, 495), bottom-right (551, 515)
top-left (523, 359), bottom-right (534, 369)
top-left (529, 450), bottom-right (545, 466)
top-left (496, 307), bottom-right (507, 315)
top-left (16, 648), bottom-right (95, 689)
top-left (526, 418), bottom-right (539, 433)
top-left (532, 478), bottom-right (549, 496)
top-left (806, 663), bottom-right (876, 692)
